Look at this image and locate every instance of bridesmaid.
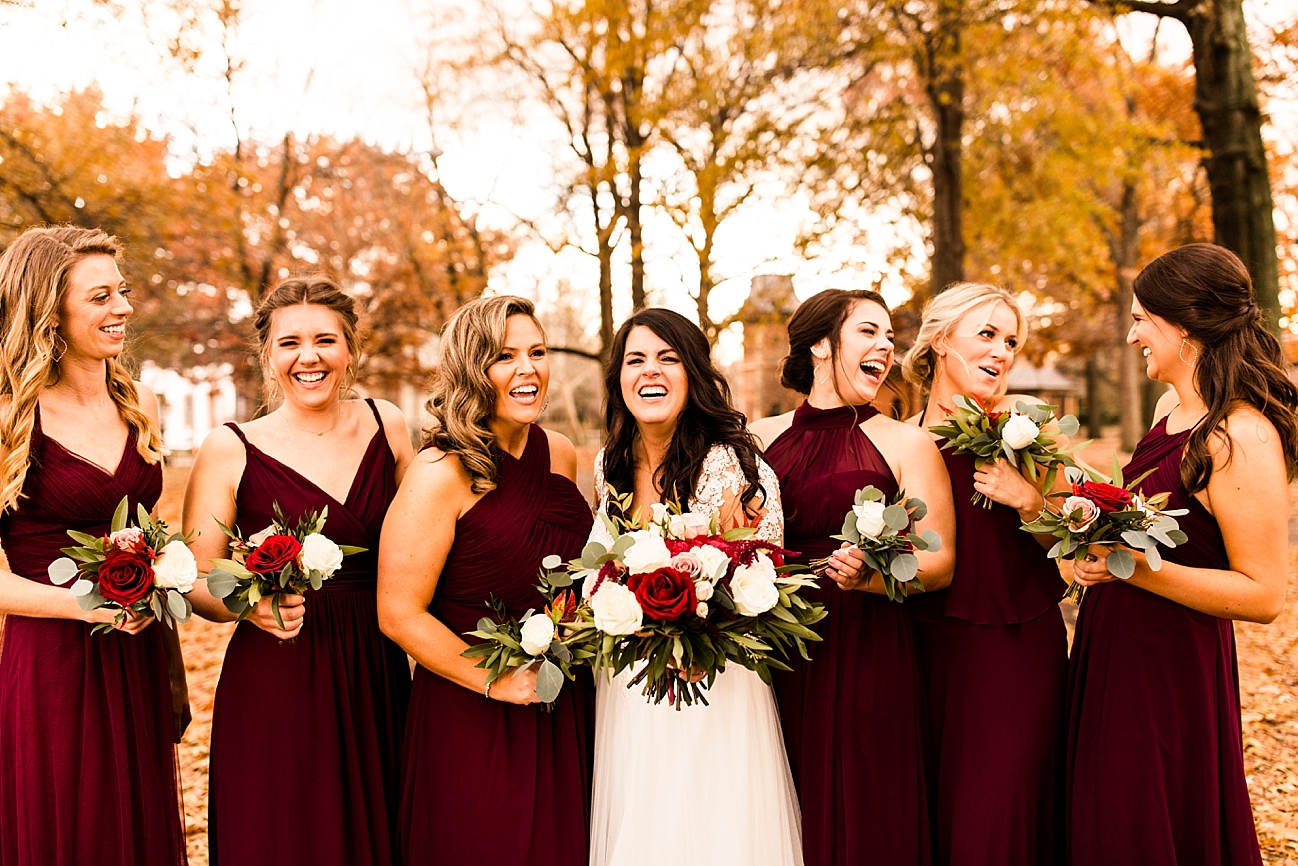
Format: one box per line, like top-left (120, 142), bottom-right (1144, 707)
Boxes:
top-left (183, 276), bottom-right (415, 866)
top-left (1069, 244), bottom-right (1296, 865)
top-left (378, 295), bottom-right (594, 865)
top-left (901, 282), bottom-right (1067, 865)
top-left (0, 226), bottom-right (186, 865)
top-left (750, 288), bottom-right (956, 866)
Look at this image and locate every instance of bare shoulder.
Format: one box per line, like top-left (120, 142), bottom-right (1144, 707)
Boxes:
top-left (865, 412), bottom-right (938, 452)
top-left (1152, 388), bottom-right (1178, 424)
top-left (543, 427), bottom-right (578, 481)
top-left (134, 381), bottom-right (161, 424)
top-left (1214, 405), bottom-right (1282, 463)
top-left (194, 424), bottom-right (244, 462)
top-left (369, 398), bottom-right (407, 432)
top-left (749, 411), bottom-right (795, 450)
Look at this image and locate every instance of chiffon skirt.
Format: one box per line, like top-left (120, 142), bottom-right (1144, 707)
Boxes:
top-left (590, 664), bottom-right (803, 866)
top-left (0, 616), bottom-right (186, 866)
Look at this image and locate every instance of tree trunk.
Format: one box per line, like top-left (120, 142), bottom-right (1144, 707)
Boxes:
top-left (926, 0), bottom-right (966, 295)
top-left (1184, 0), bottom-right (1280, 330)
top-left (628, 150), bottom-right (646, 311)
top-left (1109, 176), bottom-right (1144, 452)
top-left (1085, 356), bottom-right (1103, 440)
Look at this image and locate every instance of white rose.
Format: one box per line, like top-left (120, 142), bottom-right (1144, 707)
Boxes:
top-left (695, 601), bottom-right (709, 618)
top-left (519, 613), bottom-right (556, 656)
top-left (853, 500), bottom-right (888, 539)
top-left (590, 582), bottom-right (644, 635)
top-left (299, 533), bottom-right (345, 577)
top-left (1002, 413), bottom-right (1041, 450)
top-left (730, 552), bottom-right (780, 616)
top-left (621, 530), bottom-right (672, 574)
top-left (679, 512), bottom-right (711, 539)
top-left (151, 540), bottom-right (198, 592)
top-left (692, 543), bottom-right (731, 581)
top-left (649, 502), bottom-right (670, 525)
top-left (693, 579), bottom-right (714, 602)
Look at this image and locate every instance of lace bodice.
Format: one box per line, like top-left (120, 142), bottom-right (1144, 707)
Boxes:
top-left (589, 444), bottom-right (784, 546)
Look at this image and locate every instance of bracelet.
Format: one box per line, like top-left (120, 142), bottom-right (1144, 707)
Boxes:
top-left (483, 679), bottom-right (493, 701)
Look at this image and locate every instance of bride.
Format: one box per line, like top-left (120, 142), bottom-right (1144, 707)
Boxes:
top-left (586, 308), bottom-right (861, 866)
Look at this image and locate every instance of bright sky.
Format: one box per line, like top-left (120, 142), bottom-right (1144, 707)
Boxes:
top-left (0, 0), bottom-right (1294, 353)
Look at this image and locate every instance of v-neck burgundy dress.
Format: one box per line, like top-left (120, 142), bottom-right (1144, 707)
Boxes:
top-left (1066, 417), bottom-right (1263, 866)
top-left (764, 403), bottom-right (931, 866)
top-left (0, 407), bottom-right (186, 866)
top-left (208, 399), bottom-right (411, 866)
top-left (911, 445), bottom-right (1068, 866)
top-left (397, 424), bottom-right (595, 865)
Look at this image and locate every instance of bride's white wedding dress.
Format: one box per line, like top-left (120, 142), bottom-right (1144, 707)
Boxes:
top-left (587, 445), bottom-right (804, 866)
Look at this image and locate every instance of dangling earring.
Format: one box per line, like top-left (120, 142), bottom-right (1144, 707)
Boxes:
top-left (812, 362), bottom-right (829, 388)
top-left (51, 332), bottom-right (67, 364)
top-left (1178, 338), bottom-right (1198, 366)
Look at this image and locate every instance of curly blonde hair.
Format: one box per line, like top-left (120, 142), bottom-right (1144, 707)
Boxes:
top-left (901, 282), bottom-right (1026, 393)
top-left (424, 295), bottom-right (543, 494)
top-left (0, 226), bottom-right (163, 514)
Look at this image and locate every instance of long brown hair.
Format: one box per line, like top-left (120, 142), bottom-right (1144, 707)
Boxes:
top-left (780, 288), bottom-right (889, 397)
top-left (1133, 243), bottom-right (1298, 492)
top-left (252, 276), bottom-right (362, 402)
top-left (0, 226), bottom-right (162, 514)
top-left (424, 295), bottom-right (542, 495)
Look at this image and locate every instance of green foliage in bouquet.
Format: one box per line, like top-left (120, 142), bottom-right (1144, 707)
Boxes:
top-left (821, 485), bottom-right (943, 602)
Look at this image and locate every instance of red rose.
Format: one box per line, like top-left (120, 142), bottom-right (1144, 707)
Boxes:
top-left (1072, 481), bottom-right (1134, 513)
top-left (244, 535), bottom-right (302, 574)
top-left (626, 566), bottom-right (697, 622)
top-left (97, 549), bottom-right (155, 606)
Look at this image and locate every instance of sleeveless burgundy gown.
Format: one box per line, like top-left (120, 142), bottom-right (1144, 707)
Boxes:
top-left (398, 424), bottom-right (594, 865)
top-left (1067, 417), bottom-right (1262, 866)
top-left (209, 399), bottom-right (411, 866)
top-left (0, 407), bottom-right (186, 865)
top-left (912, 447), bottom-right (1067, 865)
top-left (765, 403), bottom-right (931, 866)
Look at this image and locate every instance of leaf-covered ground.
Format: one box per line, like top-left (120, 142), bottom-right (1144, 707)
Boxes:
top-left (152, 452), bottom-right (1298, 865)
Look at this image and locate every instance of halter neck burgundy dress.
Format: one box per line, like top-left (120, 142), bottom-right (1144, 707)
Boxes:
top-left (764, 403), bottom-right (930, 866)
top-left (398, 424), bottom-right (595, 865)
top-left (911, 445), bottom-right (1067, 866)
top-left (209, 399), bottom-right (411, 866)
top-left (0, 407), bottom-right (186, 866)
top-left (1067, 417), bottom-right (1262, 866)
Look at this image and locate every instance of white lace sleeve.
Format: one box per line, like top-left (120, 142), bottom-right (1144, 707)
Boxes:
top-left (588, 448), bottom-right (614, 548)
top-left (689, 445), bottom-right (785, 545)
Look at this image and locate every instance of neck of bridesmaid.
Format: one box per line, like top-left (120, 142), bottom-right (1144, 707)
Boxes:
top-left (48, 356), bottom-right (112, 407)
top-left (491, 415), bottom-right (531, 458)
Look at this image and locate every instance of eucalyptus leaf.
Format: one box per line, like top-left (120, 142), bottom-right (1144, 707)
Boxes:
top-left (906, 499), bottom-right (928, 522)
top-left (535, 660), bottom-right (564, 704)
top-left (1058, 415), bottom-right (1080, 436)
top-left (549, 639), bottom-right (572, 663)
top-left (919, 529), bottom-right (943, 552)
top-left (882, 505), bottom-right (910, 531)
top-left (70, 578), bottom-right (96, 597)
top-left (1121, 530), bottom-right (1151, 550)
top-left (1166, 529), bottom-right (1188, 546)
top-left (891, 553), bottom-right (918, 583)
top-left (1047, 539), bottom-right (1064, 559)
top-left (75, 587), bottom-right (106, 611)
top-left (47, 557), bottom-right (80, 586)
top-left (547, 571), bottom-right (573, 588)
top-left (166, 589), bottom-right (189, 621)
top-left (1145, 544), bottom-right (1163, 571)
top-left (542, 554), bottom-right (563, 570)
top-left (205, 567), bottom-right (240, 599)
top-left (840, 512), bottom-right (860, 542)
top-left (1107, 547), bottom-right (1135, 579)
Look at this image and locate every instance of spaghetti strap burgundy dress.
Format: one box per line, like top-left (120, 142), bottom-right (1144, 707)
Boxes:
top-left (208, 399), bottom-right (411, 866)
top-left (764, 403), bottom-right (931, 866)
top-left (1067, 416), bottom-right (1263, 866)
top-left (0, 406), bottom-right (186, 866)
top-left (398, 424), bottom-right (595, 866)
top-left (912, 447), bottom-right (1067, 866)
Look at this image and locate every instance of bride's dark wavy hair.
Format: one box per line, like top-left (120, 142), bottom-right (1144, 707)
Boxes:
top-left (601, 308), bottom-right (766, 519)
top-left (1133, 243), bottom-right (1298, 492)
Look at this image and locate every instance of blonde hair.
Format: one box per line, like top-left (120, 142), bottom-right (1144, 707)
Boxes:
top-left (424, 295), bottom-right (542, 494)
top-left (0, 226), bottom-right (163, 514)
top-left (901, 282), bottom-right (1027, 392)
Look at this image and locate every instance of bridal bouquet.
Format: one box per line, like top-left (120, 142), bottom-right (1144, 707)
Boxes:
top-left (461, 571), bottom-right (597, 709)
top-left (566, 493), bottom-right (824, 708)
top-left (816, 485), bottom-right (943, 602)
top-left (1021, 456), bottom-right (1188, 602)
top-left (205, 504), bottom-right (364, 629)
top-left (47, 496), bottom-right (198, 633)
top-left (928, 396), bottom-right (1083, 507)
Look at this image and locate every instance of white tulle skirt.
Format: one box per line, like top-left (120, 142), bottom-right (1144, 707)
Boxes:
top-left (588, 663), bottom-right (804, 866)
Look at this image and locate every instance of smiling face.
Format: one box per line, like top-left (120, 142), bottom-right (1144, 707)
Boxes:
top-left (815, 299), bottom-right (894, 405)
top-left (1127, 296), bottom-right (1185, 383)
top-left (57, 254), bottom-right (132, 362)
top-left (619, 325), bottom-right (689, 432)
top-left (267, 303), bottom-right (354, 409)
top-left (487, 314), bottom-right (549, 427)
top-left (934, 300), bottom-right (1021, 403)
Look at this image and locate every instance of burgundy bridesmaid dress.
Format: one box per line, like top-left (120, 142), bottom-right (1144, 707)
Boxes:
top-left (765, 403), bottom-right (931, 866)
top-left (1067, 417), bottom-right (1263, 866)
top-left (398, 424), bottom-right (594, 865)
top-left (0, 407), bottom-right (186, 866)
top-left (911, 448), bottom-right (1067, 866)
top-left (208, 399), bottom-right (411, 866)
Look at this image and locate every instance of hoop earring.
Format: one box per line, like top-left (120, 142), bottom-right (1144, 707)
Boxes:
top-left (1179, 338), bottom-right (1198, 366)
top-left (542, 397), bottom-right (550, 412)
top-left (51, 332), bottom-right (67, 364)
top-left (812, 361), bottom-right (829, 388)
